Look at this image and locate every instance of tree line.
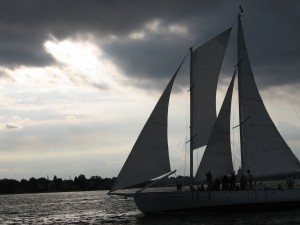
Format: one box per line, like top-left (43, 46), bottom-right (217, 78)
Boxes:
top-left (0, 175), bottom-right (193, 195)
top-left (0, 175), bottom-right (116, 194)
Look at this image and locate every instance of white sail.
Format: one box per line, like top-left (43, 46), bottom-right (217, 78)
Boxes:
top-left (191, 28), bottom-right (231, 150)
top-left (195, 70), bottom-right (236, 181)
top-left (110, 60), bottom-right (186, 192)
top-left (237, 16), bottom-right (300, 177)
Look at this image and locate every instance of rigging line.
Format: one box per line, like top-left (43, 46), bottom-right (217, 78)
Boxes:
top-left (167, 51), bottom-right (190, 176)
top-left (243, 19), bottom-right (300, 122)
top-left (174, 137), bottom-right (189, 176)
top-left (183, 138), bottom-right (187, 176)
top-left (197, 145), bottom-right (199, 172)
top-left (186, 133), bottom-right (197, 144)
top-left (183, 63), bottom-right (190, 177)
top-left (233, 116), bottom-right (250, 129)
top-left (175, 138), bottom-right (189, 173)
top-left (234, 57), bottom-right (245, 68)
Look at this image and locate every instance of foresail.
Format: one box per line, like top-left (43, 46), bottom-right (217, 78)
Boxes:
top-left (191, 28), bottom-right (231, 150)
top-left (195, 70), bottom-right (236, 181)
top-left (237, 16), bottom-right (300, 177)
top-left (110, 58), bottom-right (186, 192)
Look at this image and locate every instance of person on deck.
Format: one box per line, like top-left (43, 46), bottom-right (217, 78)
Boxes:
top-left (176, 182), bottom-right (182, 192)
top-left (206, 171), bottom-right (213, 190)
top-left (287, 175), bottom-right (295, 189)
top-left (229, 171), bottom-right (236, 190)
top-left (247, 170), bottom-right (253, 190)
top-left (240, 175), bottom-right (247, 191)
top-left (214, 177), bottom-right (221, 191)
top-left (221, 175), bottom-right (229, 191)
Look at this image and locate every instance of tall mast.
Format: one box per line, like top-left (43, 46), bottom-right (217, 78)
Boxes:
top-left (237, 14), bottom-right (245, 174)
top-left (189, 47), bottom-right (194, 179)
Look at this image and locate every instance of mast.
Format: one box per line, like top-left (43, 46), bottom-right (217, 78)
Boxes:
top-left (237, 14), bottom-right (245, 174)
top-left (189, 47), bottom-right (194, 179)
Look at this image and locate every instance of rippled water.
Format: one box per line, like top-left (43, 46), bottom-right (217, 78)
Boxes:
top-left (1, 190), bottom-right (300, 224)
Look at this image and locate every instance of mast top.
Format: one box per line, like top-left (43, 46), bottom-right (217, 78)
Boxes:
top-left (239, 5), bottom-right (244, 14)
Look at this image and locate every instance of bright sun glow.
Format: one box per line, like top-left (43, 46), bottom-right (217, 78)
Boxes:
top-left (44, 38), bottom-right (101, 71)
top-left (44, 37), bottom-right (121, 89)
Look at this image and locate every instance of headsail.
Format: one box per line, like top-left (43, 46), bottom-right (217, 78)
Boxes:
top-left (110, 57), bottom-right (186, 192)
top-left (237, 15), bottom-right (300, 177)
top-left (195, 70), bottom-right (236, 181)
top-left (191, 28), bottom-right (232, 150)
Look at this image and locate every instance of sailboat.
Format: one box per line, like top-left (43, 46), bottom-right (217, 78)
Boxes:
top-left (108, 13), bottom-right (300, 213)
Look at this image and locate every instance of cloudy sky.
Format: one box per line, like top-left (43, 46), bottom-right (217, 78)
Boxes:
top-left (0, 0), bottom-right (300, 180)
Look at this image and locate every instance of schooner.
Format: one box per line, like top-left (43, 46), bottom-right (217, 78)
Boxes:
top-left (109, 12), bottom-right (300, 214)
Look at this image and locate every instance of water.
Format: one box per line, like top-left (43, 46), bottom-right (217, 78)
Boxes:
top-left (1, 190), bottom-right (300, 224)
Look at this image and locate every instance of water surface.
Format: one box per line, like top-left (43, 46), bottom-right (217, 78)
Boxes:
top-left (1, 190), bottom-right (300, 224)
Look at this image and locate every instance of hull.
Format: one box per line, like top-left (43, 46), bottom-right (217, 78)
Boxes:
top-left (133, 189), bottom-right (300, 214)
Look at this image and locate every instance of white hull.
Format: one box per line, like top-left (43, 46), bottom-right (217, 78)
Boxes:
top-left (134, 189), bottom-right (300, 213)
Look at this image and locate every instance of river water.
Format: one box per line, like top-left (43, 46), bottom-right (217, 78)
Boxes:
top-left (1, 190), bottom-right (300, 224)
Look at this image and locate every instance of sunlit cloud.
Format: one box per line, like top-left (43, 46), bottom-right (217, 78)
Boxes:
top-left (168, 24), bottom-right (189, 37)
top-left (44, 36), bottom-right (101, 68)
top-left (44, 36), bottom-right (116, 90)
top-left (129, 31), bottom-right (145, 40)
top-left (145, 19), bottom-right (161, 32)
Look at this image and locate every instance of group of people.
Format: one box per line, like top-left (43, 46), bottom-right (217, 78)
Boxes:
top-left (204, 170), bottom-right (296, 191)
top-left (176, 170), bottom-right (296, 192)
top-left (205, 170), bottom-right (250, 191)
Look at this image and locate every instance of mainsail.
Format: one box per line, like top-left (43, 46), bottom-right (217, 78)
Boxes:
top-left (237, 15), bottom-right (300, 177)
top-left (195, 70), bottom-right (236, 181)
top-left (110, 59), bottom-right (186, 192)
top-left (190, 28), bottom-right (231, 150)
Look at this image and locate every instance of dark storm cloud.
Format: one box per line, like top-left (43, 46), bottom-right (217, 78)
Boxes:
top-left (0, 0), bottom-right (227, 66)
top-left (0, 0), bottom-right (299, 88)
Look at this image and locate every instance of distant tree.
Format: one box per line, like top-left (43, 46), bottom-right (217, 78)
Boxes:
top-left (74, 176), bottom-right (79, 187)
top-left (101, 177), bottom-right (115, 190)
top-left (90, 176), bottom-right (102, 180)
top-left (21, 179), bottom-right (29, 192)
top-left (90, 176), bottom-right (102, 189)
top-left (28, 177), bottom-right (38, 192)
top-left (77, 174), bottom-right (87, 189)
top-left (0, 174), bottom-right (118, 194)
top-left (0, 179), bottom-right (20, 194)
top-left (62, 179), bottom-right (74, 191)
top-left (37, 177), bottom-right (49, 192)
top-left (54, 177), bottom-right (63, 191)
